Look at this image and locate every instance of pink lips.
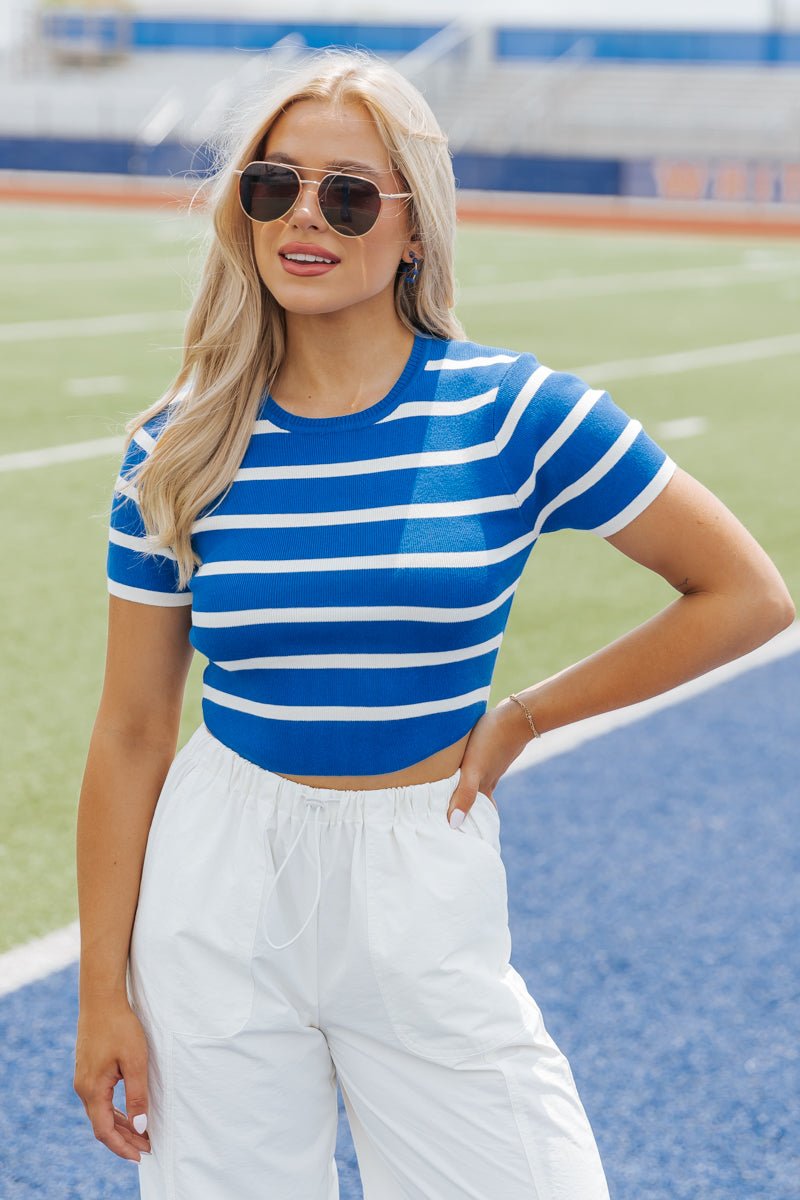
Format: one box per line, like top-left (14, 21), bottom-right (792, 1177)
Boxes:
top-left (279, 241), bottom-right (341, 276)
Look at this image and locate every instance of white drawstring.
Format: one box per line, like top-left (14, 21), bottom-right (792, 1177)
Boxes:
top-left (263, 796), bottom-right (326, 951)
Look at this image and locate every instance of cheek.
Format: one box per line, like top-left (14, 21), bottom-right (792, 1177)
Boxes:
top-left (358, 227), bottom-right (407, 278)
top-left (252, 230), bottom-right (274, 282)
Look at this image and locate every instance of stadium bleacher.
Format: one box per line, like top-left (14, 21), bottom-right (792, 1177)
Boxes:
top-left (2, 5), bottom-right (800, 209)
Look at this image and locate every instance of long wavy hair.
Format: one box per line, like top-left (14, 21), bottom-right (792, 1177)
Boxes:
top-left (120, 46), bottom-right (467, 590)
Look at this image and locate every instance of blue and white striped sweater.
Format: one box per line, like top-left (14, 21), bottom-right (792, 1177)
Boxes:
top-left (107, 333), bottom-right (675, 774)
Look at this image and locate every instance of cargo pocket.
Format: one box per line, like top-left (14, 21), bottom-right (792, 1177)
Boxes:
top-left (463, 790), bottom-right (503, 857)
top-left (365, 790), bottom-right (527, 1065)
top-left (130, 758), bottom-right (268, 1040)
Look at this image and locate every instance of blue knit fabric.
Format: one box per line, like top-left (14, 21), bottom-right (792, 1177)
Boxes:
top-left (107, 333), bottom-right (675, 774)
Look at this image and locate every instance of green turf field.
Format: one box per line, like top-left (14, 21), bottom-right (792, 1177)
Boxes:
top-left (1, 201), bottom-right (798, 951)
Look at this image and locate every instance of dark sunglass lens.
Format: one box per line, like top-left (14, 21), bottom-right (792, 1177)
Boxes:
top-left (320, 174), bottom-right (381, 236)
top-left (240, 164), bottom-right (299, 222)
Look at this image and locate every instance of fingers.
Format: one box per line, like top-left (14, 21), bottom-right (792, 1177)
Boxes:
top-left (114, 1105), bottom-right (152, 1154)
top-left (447, 784), bottom-right (498, 827)
top-left (79, 1072), bottom-right (152, 1162)
top-left (122, 1055), bottom-right (152, 1155)
top-left (86, 1092), bottom-right (144, 1162)
top-left (73, 1004), bottom-right (154, 1163)
top-left (447, 776), bottom-right (474, 827)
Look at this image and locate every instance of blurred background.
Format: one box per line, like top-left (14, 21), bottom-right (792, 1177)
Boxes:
top-left (1, 4), bottom-right (799, 1199)
top-left (3, 0), bottom-right (800, 213)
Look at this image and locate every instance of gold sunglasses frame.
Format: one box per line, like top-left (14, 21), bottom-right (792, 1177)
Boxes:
top-left (234, 160), bottom-right (413, 236)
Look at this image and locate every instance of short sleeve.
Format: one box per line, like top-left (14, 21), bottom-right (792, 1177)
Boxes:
top-left (106, 413), bottom-right (193, 607)
top-left (492, 352), bottom-right (676, 538)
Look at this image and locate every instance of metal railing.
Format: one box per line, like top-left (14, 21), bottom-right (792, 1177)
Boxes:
top-left (185, 33), bottom-right (308, 148)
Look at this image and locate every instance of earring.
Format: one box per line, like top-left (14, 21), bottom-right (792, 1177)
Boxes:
top-left (404, 251), bottom-right (421, 286)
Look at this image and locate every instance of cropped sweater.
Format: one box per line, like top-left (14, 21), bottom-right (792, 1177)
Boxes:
top-left (107, 333), bottom-right (676, 775)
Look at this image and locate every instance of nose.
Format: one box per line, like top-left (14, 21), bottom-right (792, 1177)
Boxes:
top-left (287, 179), bottom-right (327, 231)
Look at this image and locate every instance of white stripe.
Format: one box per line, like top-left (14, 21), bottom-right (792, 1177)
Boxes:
top-left (215, 633), bottom-right (505, 672)
top-left (591, 458), bottom-right (678, 538)
top-left (193, 492), bottom-right (519, 533)
top-left (132, 427), bottom-right (156, 454)
top-left (113, 474), bottom-right (138, 501)
top-left (126, 437), bottom-right (507, 501)
top-left (193, 530), bottom-right (537, 578)
top-left (253, 388), bottom-right (500, 433)
top-left (0, 310), bottom-right (187, 343)
top-left (530, 419), bottom-right (642, 539)
top-left (191, 579), bottom-right (520, 628)
top-left (517, 388), bottom-right (606, 507)
top-left (493, 365), bottom-right (552, 457)
top-left (203, 681), bottom-right (492, 722)
top-left (251, 418), bottom-right (291, 435)
top-left (425, 354), bottom-right (518, 370)
top-left (493, 373), bottom-right (606, 509)
top-left (234, 439), bottom-right (499, 482)
top-left (108, 527), bottom-right (178, 560)
top-left (4, 621), bottom-right (797, 994)
top-left (107, 579), bottom-right (192, 606)
top-left (379, 388), bottom-right (499, 421)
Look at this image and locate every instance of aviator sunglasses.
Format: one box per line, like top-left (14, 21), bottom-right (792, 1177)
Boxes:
top-left (235, 160), bottom-right (413, 238)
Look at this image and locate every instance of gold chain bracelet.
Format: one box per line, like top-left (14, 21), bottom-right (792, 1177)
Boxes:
top-left (508, 693), bottom-right (541, 740)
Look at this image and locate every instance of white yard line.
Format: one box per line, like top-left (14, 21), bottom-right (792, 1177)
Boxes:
top-left (505, 621), bottom-right (800, 776)
top-left (655, 417), bottom-right (709, 440)
top-left (2, 331), bottom-right (796, 472)
top-left (66, 376), bottom-right (127, 397)
top-left (572, 332), bottom-right (800, 383)
top-left (455, 259), bottom-right (800, 305)
top-left (0, 310), bottom-right (187, 343)
top-left (2, 255), bottom-right (795, 297)
top-left (4, 258), bottom-right (800, 344)
top-left (10, 256), bottom-right (196, 282)
top-left (0, 923), bottom-right (82, 998)
top-left (1, 620), bottom-right (797, 997)
top-left (0, 436), bottom-right (125, 472)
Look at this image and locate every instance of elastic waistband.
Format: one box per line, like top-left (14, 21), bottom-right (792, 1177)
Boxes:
top-left (178, 723), bottom-right (465, 951)
top-left (180, 723), bottom-right (462, 818)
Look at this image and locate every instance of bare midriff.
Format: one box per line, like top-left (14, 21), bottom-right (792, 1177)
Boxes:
top-left (271, 730), bottom-right (472, 791)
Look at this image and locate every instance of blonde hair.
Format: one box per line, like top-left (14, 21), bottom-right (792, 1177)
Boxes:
top-left (121, 46), bottom-right (467, 590)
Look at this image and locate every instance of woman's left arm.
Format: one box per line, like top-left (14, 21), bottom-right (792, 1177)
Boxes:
top-left (451, 467), bottom-right (795, 817)
top-left (505, 466), bottom-right (794, 737)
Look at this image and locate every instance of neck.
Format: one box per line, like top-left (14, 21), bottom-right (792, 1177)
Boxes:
top-left (278, 296), bottom-right (415, 409)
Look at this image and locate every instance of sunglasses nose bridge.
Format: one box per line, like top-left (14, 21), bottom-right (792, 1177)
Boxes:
top-left (285, 174), bottom-right (330, 227)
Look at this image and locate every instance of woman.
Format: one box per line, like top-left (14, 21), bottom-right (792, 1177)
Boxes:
top-left (74, 46), bottom-right (794, 1200)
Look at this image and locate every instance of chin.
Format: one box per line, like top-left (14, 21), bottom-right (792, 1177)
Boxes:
top-left (273, 294), bottom-right (354, 317)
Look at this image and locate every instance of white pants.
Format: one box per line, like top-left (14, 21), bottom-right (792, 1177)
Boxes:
top-left (129, 722), bottom-right (610, 1200)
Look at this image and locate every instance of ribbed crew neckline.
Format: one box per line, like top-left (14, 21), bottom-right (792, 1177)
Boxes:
top-left (260, 332), bottom-right (433, 432)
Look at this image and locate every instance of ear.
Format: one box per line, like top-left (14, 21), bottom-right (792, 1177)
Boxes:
top-left (401, 238), bottom-right (424, 265)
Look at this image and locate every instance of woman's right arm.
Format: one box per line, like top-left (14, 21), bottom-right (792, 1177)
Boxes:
top-left (73, 594), bottom-right (194, 1161)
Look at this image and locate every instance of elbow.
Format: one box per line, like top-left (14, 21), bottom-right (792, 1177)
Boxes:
top-left (773, 586), bottom-right (797, 632)
top-left (750, 578), bottom-right (796, 643)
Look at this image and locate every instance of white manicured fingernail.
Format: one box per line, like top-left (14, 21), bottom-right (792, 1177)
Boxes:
top-left (449, 809), bottom-right (465, 829)
top-left (133, 1114), bottom-right (148, 1134)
